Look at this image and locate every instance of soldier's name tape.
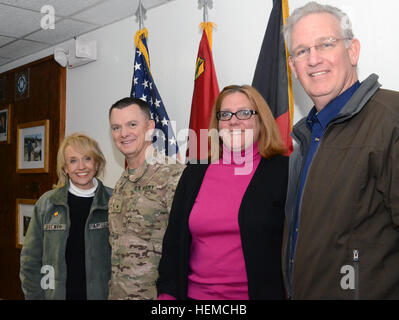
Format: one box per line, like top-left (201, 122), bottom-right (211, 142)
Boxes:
top-left (43, 222), bottom-right (108, 231)
top-left (43, 224), bottom-right (66, 231)
top-left (132, 185), bottom-right (156, 191)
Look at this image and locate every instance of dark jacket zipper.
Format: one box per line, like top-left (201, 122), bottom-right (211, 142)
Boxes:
top-left (353, 249), bottom-right (359, 300)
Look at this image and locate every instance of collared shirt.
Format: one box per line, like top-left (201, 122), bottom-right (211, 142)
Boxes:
top-left (290, 81), bottom-right (361, 263)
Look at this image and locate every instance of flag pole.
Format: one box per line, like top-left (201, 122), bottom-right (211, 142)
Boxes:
top-left (198, 0), bottom-right (213, 22)
top-left (187, 0), bottom-right (219, 161)
top-left (130, 6), bottom-right (179, 158)
top-left (198, 0), bottom-right (215, 49)
top-left (135, 0), bottom-right (147, 30)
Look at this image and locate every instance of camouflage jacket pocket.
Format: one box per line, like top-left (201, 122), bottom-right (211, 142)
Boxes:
top-left (142, 183), bottom-right (162, 202)
top-left (108, 196), bottom-right (123, 213)
top-left (108, 196), bottom-right (124, 235)
top-left (125, 208), bottom-right (153, 239)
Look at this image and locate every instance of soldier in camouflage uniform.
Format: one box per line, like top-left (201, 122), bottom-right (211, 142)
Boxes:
top-left (108, 97), bottom-right (184, 300)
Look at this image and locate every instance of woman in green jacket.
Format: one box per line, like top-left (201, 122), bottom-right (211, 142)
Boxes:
top-left (20, 133), bottom-right (113, 300)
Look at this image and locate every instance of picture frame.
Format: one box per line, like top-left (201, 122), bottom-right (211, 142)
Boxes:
top-left (0, 104), bottom-right (11, 144)
top-left (16, 198), bottom-right (37, 248)
top-left (17, 119), bottom-right (50, 173)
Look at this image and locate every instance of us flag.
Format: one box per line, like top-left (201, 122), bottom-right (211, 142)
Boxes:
top-left (130, 28), bottom-right (178, 156)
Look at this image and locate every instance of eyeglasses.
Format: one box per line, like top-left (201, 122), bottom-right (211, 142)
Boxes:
top-left (216, 109), bottom-right (258, 121)
top-left (291, 37), bottom-right (351, 60)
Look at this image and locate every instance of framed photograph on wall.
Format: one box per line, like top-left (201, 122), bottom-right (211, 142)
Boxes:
top-left (0, 104), bottom-right (11, 144)
top-left (16, 198), bottom-right (37, 248)
top-left (17, 119), bottom-right (49, 173)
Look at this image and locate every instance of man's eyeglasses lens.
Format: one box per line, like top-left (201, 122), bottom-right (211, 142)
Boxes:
top-left (292, 37), bottom-right (350, 60)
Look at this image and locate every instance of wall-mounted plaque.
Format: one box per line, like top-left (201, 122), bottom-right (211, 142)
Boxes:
top-left (15, 69), bottom-right (30, 100)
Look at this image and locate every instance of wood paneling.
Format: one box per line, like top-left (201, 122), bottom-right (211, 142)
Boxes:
top-left (0, 56), bottom-right (65, 299)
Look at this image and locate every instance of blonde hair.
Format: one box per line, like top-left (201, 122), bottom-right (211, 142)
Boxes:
top-left (54, 133), bottom-right (106, 188)
top-left (208, 85), bottom-right (287, 161)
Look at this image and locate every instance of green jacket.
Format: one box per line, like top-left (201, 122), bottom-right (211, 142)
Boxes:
top-left (20, 180), bottom-right (113, 300)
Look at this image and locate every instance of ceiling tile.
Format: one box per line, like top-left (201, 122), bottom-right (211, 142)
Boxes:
top-left (0, 0), bottom-right (104, 16)
top-left (0, 35), bottom-right (16, 47)
top-left (0, 57), bottom-right (11, 66)
top-left (0, 40), bottom-right (48, 59)
top-left (0, 0), bottom-right (173, 69)
top-left (26, 19), bottom-right (98, 44)
top-left (72, 0), bottom-right (140, 26)
top-left (0, 4), bottom-right (43, 37)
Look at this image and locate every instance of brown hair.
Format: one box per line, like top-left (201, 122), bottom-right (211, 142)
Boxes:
top-left (208, 85), bottom-right (287, 161)
top-left (109, 97), bottom-right (151, 120)
top-left (54, 133), bottom-right (106, 188)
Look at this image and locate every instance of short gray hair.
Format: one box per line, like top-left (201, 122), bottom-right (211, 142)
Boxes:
top-left (284, 1), bottom-right (354, 53)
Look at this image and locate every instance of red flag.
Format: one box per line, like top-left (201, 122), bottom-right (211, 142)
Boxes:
top-left (187, 23), bottom-right (219, 161)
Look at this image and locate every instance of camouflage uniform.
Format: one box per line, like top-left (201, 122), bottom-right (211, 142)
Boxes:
top-left (108, 154), bottom-right (184, 300)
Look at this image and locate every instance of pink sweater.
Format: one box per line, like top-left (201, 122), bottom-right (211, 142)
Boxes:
top-left (159, 143), bottom-right (261, 300)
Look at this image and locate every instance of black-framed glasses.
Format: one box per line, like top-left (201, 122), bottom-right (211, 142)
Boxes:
top-left (291, 37), bottom-right (351, 60)
top-left (216, 109), bottom-right (258, 121)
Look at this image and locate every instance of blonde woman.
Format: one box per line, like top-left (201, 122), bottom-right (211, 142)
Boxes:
top-left (20, 133), bottom-right (112, 300)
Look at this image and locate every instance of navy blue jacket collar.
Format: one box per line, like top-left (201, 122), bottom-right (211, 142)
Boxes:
top-left (306, 81), bottom-right (361, 131)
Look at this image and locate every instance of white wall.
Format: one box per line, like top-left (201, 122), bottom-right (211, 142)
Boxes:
top-left (2, 0), bottom-right (399, 188)
top-left (64, 0), bottom-right (273, 187)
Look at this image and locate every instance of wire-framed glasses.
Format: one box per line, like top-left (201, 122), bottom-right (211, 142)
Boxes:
top-left (291, 37), bottom-right (351, 60)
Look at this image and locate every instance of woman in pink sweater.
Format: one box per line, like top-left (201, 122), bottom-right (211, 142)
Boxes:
top-left (157, 85), bottom-right (288, 300)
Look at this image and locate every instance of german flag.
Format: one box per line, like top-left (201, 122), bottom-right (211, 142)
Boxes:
top-left (252, 0), bottom-right (293, 155)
